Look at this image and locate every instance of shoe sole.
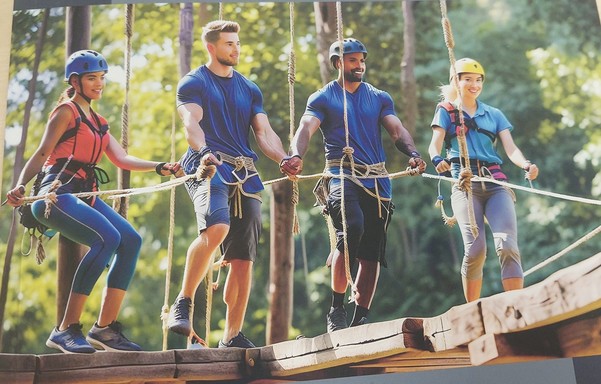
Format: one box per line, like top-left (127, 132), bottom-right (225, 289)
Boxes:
top-left (168, 322), bottom-right (192, 336)
top-left (46, 339), bottom-right (95, 354)
top-left (86, 336), bottom-right (141, 352)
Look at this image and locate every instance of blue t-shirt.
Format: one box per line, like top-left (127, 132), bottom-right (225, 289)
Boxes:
top-left (176, 65), bottom-right (266, 193)
top-left (431, 100), bottom-right (512, 165)
top-left (304, 81), bottom-right (395, 198)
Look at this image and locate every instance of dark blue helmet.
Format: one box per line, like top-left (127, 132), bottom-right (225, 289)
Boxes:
top-left (64, 50), bottom-right (108, 82)
top-left (328, 38), bottom-right (368, 61)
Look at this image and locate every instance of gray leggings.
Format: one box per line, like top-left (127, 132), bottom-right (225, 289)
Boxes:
top-left (451, 182), bottom-right (523, 281)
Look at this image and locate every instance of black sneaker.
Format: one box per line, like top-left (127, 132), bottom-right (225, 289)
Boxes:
top-left (351, 317), bottom-right (368, 327)
top-left (326, 306), bottom-right (348, 333)
top-left (218, 332), bottom-right (256, 348)
top-left (46, 323), bottom-right (96, 354)
top-left (167, 296), bottom-right (193, 336)
top-left (87, 321), bottom-right (142, 351)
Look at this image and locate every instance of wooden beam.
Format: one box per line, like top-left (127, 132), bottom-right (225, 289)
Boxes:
top-left (557, 310), bottom-right (601, 357)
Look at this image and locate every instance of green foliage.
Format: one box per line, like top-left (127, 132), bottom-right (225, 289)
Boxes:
top-left (3, 1), bottom-right (600, 353)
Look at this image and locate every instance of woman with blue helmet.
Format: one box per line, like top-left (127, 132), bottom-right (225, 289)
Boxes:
top-left (6, 50), bottom-right (181, 353)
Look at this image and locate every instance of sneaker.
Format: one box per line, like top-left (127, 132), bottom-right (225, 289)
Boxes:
top-left (167, 296), bottom-right (193, 336)
top-left (326, 306), bottom-right (348, 333)
top-left (87, 321), bottom-right (142, 352)
top-left (46, 323), bottom-right (96, 354)
top-left (351, 316), bottom-right (368, 327)
top-left (218, 332), bottom-right (256, 348)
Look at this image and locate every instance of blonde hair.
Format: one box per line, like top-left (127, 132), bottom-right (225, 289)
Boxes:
top-left (201, 20), bottom-right (240, 44)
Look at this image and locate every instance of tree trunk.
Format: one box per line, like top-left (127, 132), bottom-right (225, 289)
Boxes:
top-left (0, 9), bottom-right (48, 350)
top-left (179, 2), bottom-right (193, 77)
top-left (313, 2), bottom-right (337, 85)
top-left (57, 5), bottom-right (91, 324)
top-left (267, 181), bottom-right (295, 345)
top-left (401, 0), bottom-right (417, 135)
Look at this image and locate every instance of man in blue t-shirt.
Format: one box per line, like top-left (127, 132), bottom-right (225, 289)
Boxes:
top-left (289, 38), bottom-right (425, 333)
top-left (167, 20), bottom-right (300, 348)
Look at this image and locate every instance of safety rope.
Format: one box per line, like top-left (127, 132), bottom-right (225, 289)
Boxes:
top-left (288, 2), bottom-right (301, 235)
top-left (439, 0), bottom-right (478, 238)
top-left (161, 113), bottom-right (177, 351)
top-left (524, 224), bottom-right (601, 277)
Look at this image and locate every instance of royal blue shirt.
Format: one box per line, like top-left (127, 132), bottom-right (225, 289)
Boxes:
top-left (304, 81), bottom-right (395, 198)
top-left (176, 65), bottom-right (266, 193)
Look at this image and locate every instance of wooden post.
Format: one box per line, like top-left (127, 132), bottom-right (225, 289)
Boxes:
top-left (0, 0), bottom-right (14, 198)
top-left (267, 181), bottom-right (295, 345)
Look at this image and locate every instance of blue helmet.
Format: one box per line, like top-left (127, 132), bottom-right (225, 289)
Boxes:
top-left (64, 50), bottom-right (108, 81)
top-left (328, 38), bottom-right (368, 62)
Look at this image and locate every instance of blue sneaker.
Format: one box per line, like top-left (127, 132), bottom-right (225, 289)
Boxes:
top-left (218, 332), bottom-right (256, 348)
top-left (167, 296), bottom-right (193, 336)
top-left (86, 321), bottom-right (142, 352)
top-left (46, 323), bottom-right (96, 354)
top-left (326, 306), bottom-right (348, 333)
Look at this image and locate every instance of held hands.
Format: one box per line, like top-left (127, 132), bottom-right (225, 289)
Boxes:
top-left (155, 162), bottom-right (184, 177)
top-left (280, 155), bottom-right (303, 179)
top-left (6, 185), bottom-right (26, 207)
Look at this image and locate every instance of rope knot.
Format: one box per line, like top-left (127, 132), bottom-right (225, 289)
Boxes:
top-left (343, 146), bottom-right (354, 156)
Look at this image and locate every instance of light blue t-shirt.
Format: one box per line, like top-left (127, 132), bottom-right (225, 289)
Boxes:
top-left (304, 81), bottom-right (396, 198)
top-left (177, 65), bottom-right (265, 193)
top-left (431, 100), bottom-right (512, 165)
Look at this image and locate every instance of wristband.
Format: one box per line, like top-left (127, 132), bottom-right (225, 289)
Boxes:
top-left (198, 146), bottom-right (212, 158)
top-left (410, 151), bottom-right (421, 158)
top-left (431, 155), bottom-right (444, 167)
top-left (155, 162), bottom-right (166, 175)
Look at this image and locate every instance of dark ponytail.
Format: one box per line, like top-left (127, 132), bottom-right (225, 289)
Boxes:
top-left (57, 86), bottom-right (75, 105)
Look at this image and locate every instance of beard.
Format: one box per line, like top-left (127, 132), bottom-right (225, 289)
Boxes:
top-left (217, 55), bottom-right (239, 67)
top-left (343, 70), bottom-right (363, 83)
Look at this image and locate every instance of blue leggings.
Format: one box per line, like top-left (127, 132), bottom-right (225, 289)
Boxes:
top-left (451, 182), bottom-right (522, 280)
top-left (31, 195), bottom-right (141, 295)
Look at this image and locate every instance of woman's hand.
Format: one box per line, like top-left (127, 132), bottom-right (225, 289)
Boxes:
top-left (6, 185), bottom-right (26, 207)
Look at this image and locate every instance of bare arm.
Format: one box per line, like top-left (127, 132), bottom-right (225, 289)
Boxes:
top-left (7, 106), bottom-right (71, 206)
top-left (382, 115), bottom-right (426, 172)
top-left (289, 114), bottom-right (321, 158)
top-left (428, 126), bottom-right (451, 174)
top-left (498, 129), bottom-right (538, 180)
top-left (251, 113), bottom-right (288, 164)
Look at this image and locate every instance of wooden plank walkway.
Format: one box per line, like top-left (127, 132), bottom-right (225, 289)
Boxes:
top-left (1, 252), bottom-right (600, 383)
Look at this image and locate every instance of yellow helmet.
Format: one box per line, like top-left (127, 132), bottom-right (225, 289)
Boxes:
top-left (450, 58), bottom-right (485, 81)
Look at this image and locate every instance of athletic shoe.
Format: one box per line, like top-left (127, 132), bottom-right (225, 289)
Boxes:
top-left (326, 306), bottom-right (348, 333)
top-left (167, 296), bottom-right (193, 336)
top-left (351, 317), bottom-right (368, 327)
top-left (46, 323), bottom-right (96, 354)
top-left (87, 321), bottom-right (142, 351)
top-left (218, 332), bottom-right (256, 348)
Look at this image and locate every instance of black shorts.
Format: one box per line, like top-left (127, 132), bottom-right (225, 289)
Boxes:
top-left (326, 180), bottom-right (394, 266)
top-left (186, 178), bottom-right (262, 263)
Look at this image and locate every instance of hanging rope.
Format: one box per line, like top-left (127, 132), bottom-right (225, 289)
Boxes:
top-left (218, 2), bottom-right (223, 21)
top-left (335, 1), bottom-right (357, 301)
top-left (439, 0), bottom-right (478, 238)
top-left (288, 2), bottom-right (300, 235)
top-left (160, 113), bottom-right (177, 351)
top-left (114, 4), bottom-right (134, 216)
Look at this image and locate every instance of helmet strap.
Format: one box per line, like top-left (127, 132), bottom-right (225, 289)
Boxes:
top-left (76, 76), bottom-right (92, 104)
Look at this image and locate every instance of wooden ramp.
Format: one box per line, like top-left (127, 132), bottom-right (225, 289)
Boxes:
top-left (1, 252), bottom-right (600, 383)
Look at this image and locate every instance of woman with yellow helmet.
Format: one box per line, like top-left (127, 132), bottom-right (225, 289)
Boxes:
top-left (427, 58), bottom-right (539, 302)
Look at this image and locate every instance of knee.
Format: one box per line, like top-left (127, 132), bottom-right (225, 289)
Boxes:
top-left (122, 229), bottom-right (142, 252)
top-left (461, 238), bottom-right (486, 279)
top-left (495, 234), bottom-right (522, 278)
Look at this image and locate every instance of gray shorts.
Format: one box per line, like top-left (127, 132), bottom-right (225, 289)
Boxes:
top-left (185, 178), bottom-right (262, 262)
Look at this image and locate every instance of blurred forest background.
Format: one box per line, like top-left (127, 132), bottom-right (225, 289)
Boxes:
top-left (2, 0), bottom-right (600, 354)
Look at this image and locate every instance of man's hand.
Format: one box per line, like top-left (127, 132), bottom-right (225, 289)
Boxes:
top-left (408, 151), bottom-right (426, 174)
top-left (280, 155), bottom-right (303, 178)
